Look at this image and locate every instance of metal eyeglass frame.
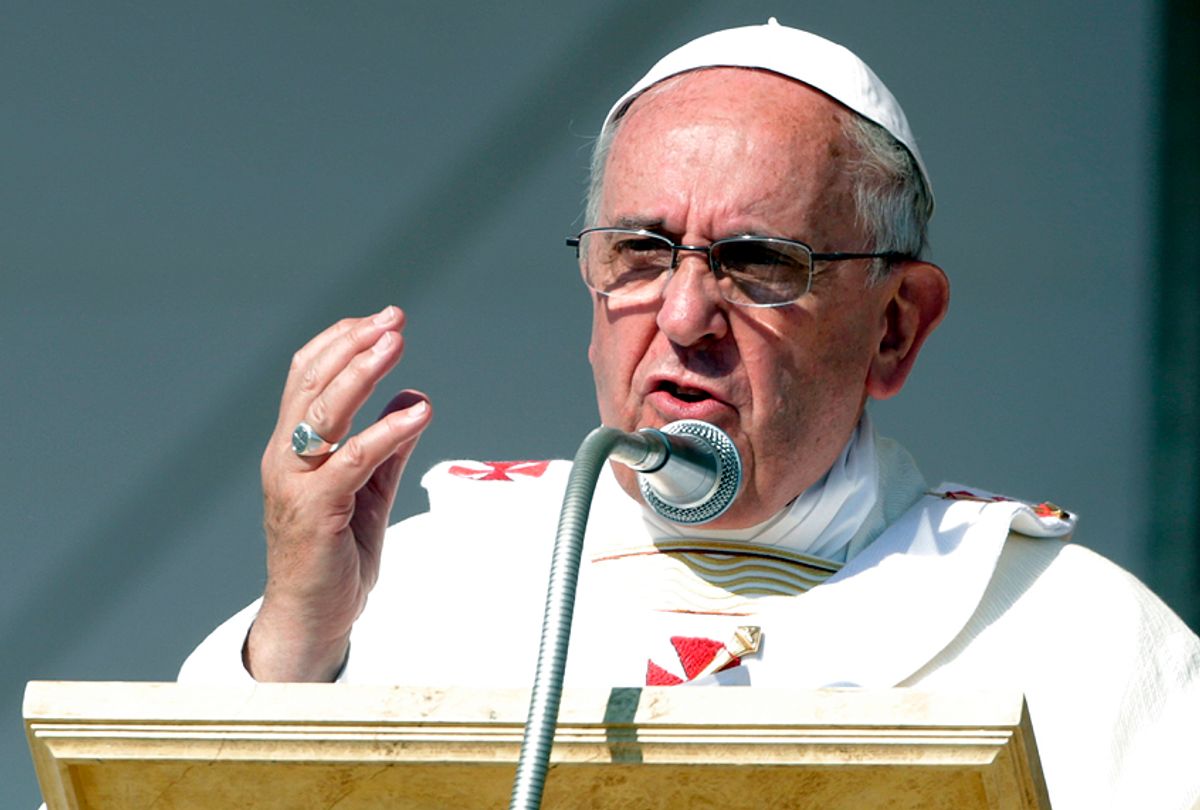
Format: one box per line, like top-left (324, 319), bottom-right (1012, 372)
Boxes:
top-left (566, 227), bottom-right (909, 307)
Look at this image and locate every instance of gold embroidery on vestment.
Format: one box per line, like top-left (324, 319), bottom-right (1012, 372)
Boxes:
top-left (592, 539), bottom-right (843, 615)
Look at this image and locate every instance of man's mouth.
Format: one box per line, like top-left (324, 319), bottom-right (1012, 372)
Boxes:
top-left (657, 380), bottom-right (713, 403)
top-left (646, 378), bottom-right (733, 422)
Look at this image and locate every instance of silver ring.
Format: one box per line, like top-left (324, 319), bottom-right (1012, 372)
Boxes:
top-left (292, 421), bottom-right (339, 457)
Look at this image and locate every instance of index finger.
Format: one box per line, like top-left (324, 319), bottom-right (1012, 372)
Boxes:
top-left (276, 305), bottom-right (406, 431)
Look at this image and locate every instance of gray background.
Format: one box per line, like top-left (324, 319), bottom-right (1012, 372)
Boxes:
top-left (3, 2), bottom-right (1186, 805)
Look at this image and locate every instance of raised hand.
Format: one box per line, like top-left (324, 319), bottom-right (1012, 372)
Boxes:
top-left (246, 305), bottom-right (432, 681)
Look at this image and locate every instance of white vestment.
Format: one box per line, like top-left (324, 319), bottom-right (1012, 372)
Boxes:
top-left (181, 438), bottom-right (1200, 810)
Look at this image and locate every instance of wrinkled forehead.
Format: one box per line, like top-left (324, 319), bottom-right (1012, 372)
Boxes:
top-left (610, 68), bottom-right (857, 188)
top-left (603, 20), bottom-right (931, 205)
top-left (602, 70), bottom-right (864, 244)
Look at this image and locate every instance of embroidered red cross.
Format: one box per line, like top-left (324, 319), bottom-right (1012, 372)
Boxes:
top-left (447, 460), bottom-right (550, 481)
top-left (646, 636), bottom-right (739, 686)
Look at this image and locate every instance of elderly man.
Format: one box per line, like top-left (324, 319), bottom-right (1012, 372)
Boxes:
top-left (182, 21), bottom-right (1200, 809)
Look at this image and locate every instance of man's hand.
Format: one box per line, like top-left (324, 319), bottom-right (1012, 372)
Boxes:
top-left (246, 305), bottom-right (432, 681)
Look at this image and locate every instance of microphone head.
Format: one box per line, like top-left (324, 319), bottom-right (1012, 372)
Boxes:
top-left (638, 419), bottom-right (742, 525)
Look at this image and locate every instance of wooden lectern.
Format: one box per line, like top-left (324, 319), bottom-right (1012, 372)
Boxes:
top-left (25, 681), bottom-right (1051, 809)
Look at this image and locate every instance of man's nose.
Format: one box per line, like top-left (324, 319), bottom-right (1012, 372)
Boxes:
top-left (655, 253), bottom-right (729, 346)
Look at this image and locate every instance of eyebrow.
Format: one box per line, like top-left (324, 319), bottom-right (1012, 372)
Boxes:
top-left (605, 217), bottom-right (794, 243)
top-left (609, 216), bottom-right (665, 231)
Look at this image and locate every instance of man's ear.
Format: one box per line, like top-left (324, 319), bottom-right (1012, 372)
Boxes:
top-left (866, 261), bottom-right (949, 400)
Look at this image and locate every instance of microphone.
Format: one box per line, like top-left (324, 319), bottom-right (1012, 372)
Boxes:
top-left (507, 419), bottom-right (742, 809)
top-left (608, 419), bottom-right (743, 524)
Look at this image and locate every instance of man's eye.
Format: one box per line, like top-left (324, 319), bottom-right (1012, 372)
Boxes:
top-left (718, 242), bottom-right (798, 271)
top-left (610, 239), bottom-right (670, 273)
top-left (613, 237), bottom-right (668, 256)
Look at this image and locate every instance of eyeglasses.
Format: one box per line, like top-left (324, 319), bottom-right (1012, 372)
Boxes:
top-left (567, 227), bottom-right (908, 307)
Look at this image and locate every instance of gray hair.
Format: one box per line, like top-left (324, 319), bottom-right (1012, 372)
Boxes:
top-left (584, 97), bottom-right (932, 286)
top-left (841, 113), bottom-right (932, 281)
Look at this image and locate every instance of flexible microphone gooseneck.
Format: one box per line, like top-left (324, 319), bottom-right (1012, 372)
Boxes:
top-left (507, 420), bottom-right (742, 810)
